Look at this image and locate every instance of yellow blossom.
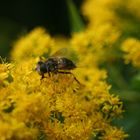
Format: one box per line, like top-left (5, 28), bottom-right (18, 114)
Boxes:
top-left (100, 126), bottom-right (128, 140)
top-left (0, 119), bottom-right (38, 140)
top-left (122, 38), bottom-right (140, 67)
top-left (11, 27), bottom-right (55, 61)
top-left (0, 55), bottom-right (126, 139)
top-left (0, 63), bottom-right (13, 87)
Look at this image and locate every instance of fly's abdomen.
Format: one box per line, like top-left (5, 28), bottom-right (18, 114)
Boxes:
top-left (58, 58), bottom-right (76, 70)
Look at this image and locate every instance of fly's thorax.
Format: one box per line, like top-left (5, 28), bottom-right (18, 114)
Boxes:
top-left (45, 58), bottom-right (58, 72)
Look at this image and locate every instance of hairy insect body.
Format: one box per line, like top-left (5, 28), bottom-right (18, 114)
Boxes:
top-left (36, 57), bottom-right (76, 78)
top-left (36, 47), bottom-right (81, 84)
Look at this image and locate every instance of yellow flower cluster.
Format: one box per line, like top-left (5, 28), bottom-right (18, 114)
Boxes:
top-left (69, 0), bottom-right (122, 66)
top-left (11, 27), bottom-right (55, 62)
top-left (122, 38), bottom-right (140, 67)
top-left (71, 0), bottom-right (140, 67)
top-left (0, 62), bottom-right (13, 87)
top-left (0, 27), bottom-right (127, 140)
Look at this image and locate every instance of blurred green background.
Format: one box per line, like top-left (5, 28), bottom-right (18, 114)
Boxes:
top-left (1, 0), bottom-right (140, 140)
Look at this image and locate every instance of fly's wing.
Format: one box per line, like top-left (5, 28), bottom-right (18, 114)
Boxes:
top-left (51, 48), bottom-right (68, 58)
top-left (50, 47), bottom-right (79, 63)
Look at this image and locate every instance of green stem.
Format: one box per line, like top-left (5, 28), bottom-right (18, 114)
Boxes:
top-left (66, 0), bottom-right (85, 33)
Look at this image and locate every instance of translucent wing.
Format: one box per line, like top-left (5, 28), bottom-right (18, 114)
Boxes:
top-left (51, 48), bottom-right (68, 58)
top-left (50, 47), bottom-right (79, 63)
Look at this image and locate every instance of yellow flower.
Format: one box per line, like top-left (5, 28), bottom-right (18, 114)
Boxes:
top-left (82, 0), bottom-right (121, 26)
top-left (101, 126), bottom-right (128, 140)
top-left (0, 119), bottom-right (38, 140)
top-left (11, 27), bottom-right (55, 61)
top-left (0, 56), bottom-right (126, 139)
top-left (0, 63), bottom-right (13, 87)
top-left (122, 38), bottom-right (140, 67)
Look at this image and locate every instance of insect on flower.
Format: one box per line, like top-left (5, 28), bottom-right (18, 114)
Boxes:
top-left (36, 48), bottom-right (81, 84)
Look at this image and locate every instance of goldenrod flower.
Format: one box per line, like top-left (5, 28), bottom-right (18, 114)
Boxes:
top-left (82, 0), bottom-right (121, 40)
top-left (100, 126), bottom-right (128, 140)
top-left (122, 38), bottom-right (140, 67)
top-left (0, 119), bottom-right (38, 140)
top-left (70, 0), bottom-right (122, 66)
top-left (0, 63), bottom-right (13, 87)
top-left (11, 27), bottom-right (55, 61)
top-left (0, 46), bottom-right (126, 139)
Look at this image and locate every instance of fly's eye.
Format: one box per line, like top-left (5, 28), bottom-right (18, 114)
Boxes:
top-left (40, 63), bottom-right (47, 72)
top-left (38, 61), bottom-right (43, 65)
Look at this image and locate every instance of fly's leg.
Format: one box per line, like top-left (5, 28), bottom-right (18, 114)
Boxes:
top-left (57, 71), bottom-right (81, 85)
top-left (40, 74), bottom-right (44, 84)
top-left (41, 74), bottom-right (45, 80)
top-left (40, 72), bottom-right (51, 80)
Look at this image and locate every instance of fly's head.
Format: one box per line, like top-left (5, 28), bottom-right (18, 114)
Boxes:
top-left (36, 61), bottom-right (48, 75)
